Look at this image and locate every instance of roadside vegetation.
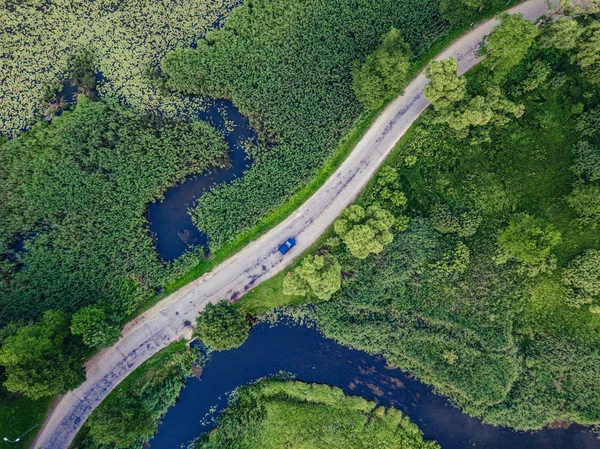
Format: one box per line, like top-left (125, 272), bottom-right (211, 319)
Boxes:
top-left (71, 341), bottom-right (196, 449)
top-left (250, 8), bottom-right (600, 430)
top-left (194, 379), bottom-right (439, 449)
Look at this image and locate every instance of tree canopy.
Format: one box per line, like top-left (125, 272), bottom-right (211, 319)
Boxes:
top-left (283, 254), bottom-right (341, 301)
top-left (334, 205), bottom-right (395, 259)
top-left (195, 300), bottom-right (249, 351)
top-left (562, 250), bottom-right (600, 307)
top-left (0, 311), bottom-right (85, 399)
top-left (71, 306), bottom-right (121, 349)
top-left (352, 28), bottom-right (412, 110)
top-left (424, 58), bottom-right (467, 110)
top-left (478, 13), bottom-right (538, 80)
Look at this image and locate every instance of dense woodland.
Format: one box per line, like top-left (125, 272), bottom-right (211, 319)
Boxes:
top-left (195, 379), bottom-right (438, 449)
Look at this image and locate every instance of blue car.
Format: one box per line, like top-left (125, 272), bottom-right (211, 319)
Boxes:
top-left (278, 237), bottom-right (297, 255)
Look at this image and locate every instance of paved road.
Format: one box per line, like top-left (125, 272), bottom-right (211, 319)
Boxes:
top-left (33, 1), bottom-right (558, 447)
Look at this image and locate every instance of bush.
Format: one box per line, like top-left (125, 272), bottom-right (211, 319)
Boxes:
top-left (283, 254), bottom-right (341, 301)
top-left (195, 300), bottom-right (249, 350)
top-left (562, 250), bottom-right (600, 307)
top-left (71, 306), bottom-right (121, 349)
top-left (352, 28), bottom-right (411, 110)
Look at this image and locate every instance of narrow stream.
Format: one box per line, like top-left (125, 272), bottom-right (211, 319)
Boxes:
top-left (146, 100), bottom-right (255, 261)
top-left (150, 322), bottom-right (600, 449)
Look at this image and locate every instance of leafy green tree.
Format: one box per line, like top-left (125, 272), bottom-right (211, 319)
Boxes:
top-left (562, 250), bottom-right (600, 307)
top-left (352, 28), bottom-right (412, 110)
top-left (0, 310), bottom-right (85, 399)
top-left (575, 22), bottom-right (600, 84)
top-left (576, 107), bottom-right (600, 138)
top-left (540, 17), bottom-right (582, 51)
top-left (567, 183), bottom-right (600, 228)
top-left (68, 49), bottom-right (97, 93)
top-left (520, 60), bottom-right (552, 93)
top-left (572, 141), bottom-right (600, 182)
top-left (424, 58), bottom-right (467, 110)
top-left (71, 305), bottom-right (121, 349)
top-left (283, 254), bottom-right (341, 300)
top-left (495, 214), bottom-right (561, 276)
top-left (478, 13), bottom-right (538, 80)
top-left (195, 300), bottom-right (249, 351)
top-left (439, 86), bottom-right (524, 131)
top-left (87, 394), bottom-right (155, 447)
top-left (334, 204), bottom-right (395, 259)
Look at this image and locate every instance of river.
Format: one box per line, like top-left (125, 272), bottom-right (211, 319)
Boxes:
top-left (150, 321), bottom-right (600, 449)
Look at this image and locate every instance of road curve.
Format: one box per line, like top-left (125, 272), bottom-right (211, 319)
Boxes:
top-left (33, 1), bottom-right (558, 447)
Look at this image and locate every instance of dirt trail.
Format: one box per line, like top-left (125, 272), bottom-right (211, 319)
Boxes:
top-left (32, 1), bottom-right (558, 447)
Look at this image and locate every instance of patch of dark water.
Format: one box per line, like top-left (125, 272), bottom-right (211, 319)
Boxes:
top-left (149, 322), bottom-right (600, 449)
top-left (146, 100), bottom-right (255, 262)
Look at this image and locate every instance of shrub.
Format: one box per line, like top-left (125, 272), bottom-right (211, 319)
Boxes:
top-left (195, 300), bottom-right (249, 350)
top-left (283, 254), bottom-right (341, 301)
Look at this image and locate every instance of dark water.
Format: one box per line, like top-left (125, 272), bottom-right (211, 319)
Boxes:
top-left (146, 100), bottom-right (254, 261)
top-left (150, 322), bottom-right (600, 449)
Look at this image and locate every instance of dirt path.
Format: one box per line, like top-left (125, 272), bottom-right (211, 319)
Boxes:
top-left (32, 1), bottom-right (558, 447)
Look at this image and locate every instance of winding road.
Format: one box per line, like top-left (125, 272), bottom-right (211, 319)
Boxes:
top-left (33, 1), bottom-right (558, 447)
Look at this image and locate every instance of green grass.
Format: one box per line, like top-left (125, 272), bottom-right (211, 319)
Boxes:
top-left (0, 393), bottom-right (52, 449)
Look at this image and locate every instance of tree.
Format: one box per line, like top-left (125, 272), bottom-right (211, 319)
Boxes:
top-left (478, 13), bottom-right (538, 81)
top-left (195, 300), bottom-right (249, 351)
top-left (353, 28), bottom-right (412, 110)
top-left (71, 305), bottom-right (121, 349)
top-left (562, 250), bottom-right (600, 307)
top-left (334, 204), bottom-right (395, 259)
top-left (424, 58), bottom-right (467, 110)
top-left (283, 254), bottom-right (341, 301)
top-left (495, 214), bottom-right (561, 276)
top-left (572, 141), bottom-right (600, 182)
top-left (575, 107), bottom-right (600, 139)
top-left (540, 17), bottom-right (582, 51)
top-left (0, 310), bottom-right (85, 399)
top-left (438, 85), bottom-right (524, 131)
top-left (68, 49), bottom-right (97, 93)
top-left (575, 22), bottom-right (600, 84)
top-left (567, 183), bottom-right (600, 228)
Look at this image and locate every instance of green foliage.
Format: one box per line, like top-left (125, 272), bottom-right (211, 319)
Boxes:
top-left (424, 58), bottom-right (467, 110)
top-left (0, 97), bottom-right (229, 326)
top-left (195, 300), bottom-right (249, 351)
top-left (352, 28), bottom-right (412, 110)
top-left (0, 0), bottom-right (237, 137)
top-left (71, 306), bottom-right (121, 349)
top-left (562, 250), bottom-right (600, 307)
top-left (571, 141), bottom-right (600, 182)
top-left (567, 183), bottom-right (600, 228)
top-left (68, 49), bottom-right (97, 93)
top-left (0, 311), bottom-right (85, 399)
top-left (540, 17), bottom-right (582, 51)
top-left (283, 254), bottom-right (341, 301)
top-left (79, 341), bottom-right (194, 449)
top-left (576, 107), bottom-right (600, 138)
top-left (495, 214), bottom-right (561, 274)
top-left (197, 379), bottom-right (439, 449)
top-left (574, 21), bottom-right (600, 85)
top-left (161, 0), bottom-right (477, 251)
top-left (312, 28), bottom-right (600, 430)
top-left (334, 205), bottom-right (395, 259)
top-left (477, 13), bottom-right (538, 81)
top-left (430, 203), bottom-right (481, 237)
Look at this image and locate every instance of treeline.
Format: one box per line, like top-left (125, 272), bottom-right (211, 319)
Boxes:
top-left (195, 379), bottom-right (439, 449)
top-left (297, 7), bottom-right (600, 430)
top-left (0, 96), bottom-right (229, 399)
top-left (160, 0), bottom-right (517, 252)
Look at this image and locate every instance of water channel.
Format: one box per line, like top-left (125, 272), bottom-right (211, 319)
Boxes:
top-left (146, 100), bottom-right (254, 261)
top-left (150, 321), bottom-right (600, 449)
